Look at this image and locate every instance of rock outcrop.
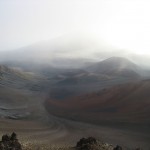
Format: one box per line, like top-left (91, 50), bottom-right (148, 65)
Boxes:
top-left (76, 137), bottom-right (114, 150)
top-left (0, 132), bottom-right (22, 150)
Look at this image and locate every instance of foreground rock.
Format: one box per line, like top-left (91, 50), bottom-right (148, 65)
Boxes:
top-left (0, 132), bottom-right (22, 150)
top-left (0, 134), bottom-right (144, 150)
top-left (76, 137), bottom-right (114, 150)
top-left (75, 137), bottom-right (144, 150)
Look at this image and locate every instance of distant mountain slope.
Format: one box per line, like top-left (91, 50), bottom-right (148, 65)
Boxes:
top-left (0, 64), bottom-right (46, 89)
top-left (86, 57), bottom-right (141, 77)
top-left (57, 73), bottom-right (110, 85)
top-left (0, 64), bottom-right (49, 120)
top-left (0, 65), bottom-right (34, 80)
top-left (0, 35), bottom-right (103, 69)
top-left (48, 57), bottom-right (141, 100)
top-left (45, 79), bottom-right (150, 125)
top-left (54, 57), bottom-right (141, 87)
top-left (37, 57), bottom-right (141, 102)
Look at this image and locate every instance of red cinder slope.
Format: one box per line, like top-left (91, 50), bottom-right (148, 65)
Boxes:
top-left (45, 79), bottom-right (150, 125)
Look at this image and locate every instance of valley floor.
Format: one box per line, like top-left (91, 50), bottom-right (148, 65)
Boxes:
top-left (0, 116), bottom-right (150, 149)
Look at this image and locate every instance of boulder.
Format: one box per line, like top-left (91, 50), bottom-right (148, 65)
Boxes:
top-left (76, 137), bottom-right (113, 150)
top-left (0, 132), bottom-right (22, 150)
top-left (113, 145), bottom-right (122, 150)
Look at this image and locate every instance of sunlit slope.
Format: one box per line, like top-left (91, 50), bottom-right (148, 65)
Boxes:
top-left (0, 65), bottom-right (45, 89)
top-left (0, 65), bottom-right (48, 120)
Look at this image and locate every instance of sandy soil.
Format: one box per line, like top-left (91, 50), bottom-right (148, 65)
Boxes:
top-left (0, 115), bottom-right (150, 149)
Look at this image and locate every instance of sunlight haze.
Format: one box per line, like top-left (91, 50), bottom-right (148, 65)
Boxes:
top-left (0, 0), bottom-right (150, 54)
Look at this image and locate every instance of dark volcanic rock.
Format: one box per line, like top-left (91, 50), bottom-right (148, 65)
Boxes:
top-left (0, 132), bottom-right (22, 150)
top-left (113, 145), bottom-right (122, 150)
top-left (76, 137), bottom-right (113, 150)
top-left (76, 137), bottom-right (97, 148)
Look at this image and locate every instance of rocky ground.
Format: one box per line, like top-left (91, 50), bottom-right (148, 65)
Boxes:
top-left (0, 133), bottom-right (144, 150)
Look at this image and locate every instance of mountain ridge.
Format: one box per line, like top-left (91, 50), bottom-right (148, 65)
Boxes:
top-left (86, 57), bottom-right (140, 77)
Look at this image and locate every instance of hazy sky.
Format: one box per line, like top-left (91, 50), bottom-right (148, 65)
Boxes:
top-left (0, 0), bottom-right (150, 54)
